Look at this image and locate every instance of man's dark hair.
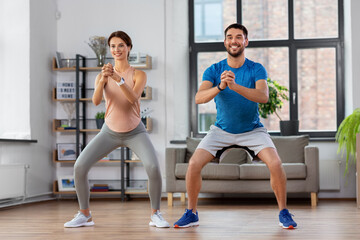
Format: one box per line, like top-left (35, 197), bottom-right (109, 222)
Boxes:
top-left (224, 23), bottom-right (248, 39)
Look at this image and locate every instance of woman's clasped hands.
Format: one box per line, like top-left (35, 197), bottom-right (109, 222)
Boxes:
top-left (101, 63), bottom-right (121, 83)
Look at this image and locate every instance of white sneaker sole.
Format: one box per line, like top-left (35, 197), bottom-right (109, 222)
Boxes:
top-left (64, 221), bottom-right (95, 228)
top-left (279, 222), bottom-right (296, 229)
top-left (149, 221), bottom-right (170, 228)
top-left (174, 221), bottom-right (199, 228)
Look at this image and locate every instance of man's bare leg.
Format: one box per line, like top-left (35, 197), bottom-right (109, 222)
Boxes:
top-left (186, 149), bottom-right (214, 212)
top-left (257, 147), bottom-right (287, 210)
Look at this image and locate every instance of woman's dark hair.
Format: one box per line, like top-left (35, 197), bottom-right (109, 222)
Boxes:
top-left (108, 31), bottom-right (133, 58)
top-left (224, 23), bottom-right (248, 39)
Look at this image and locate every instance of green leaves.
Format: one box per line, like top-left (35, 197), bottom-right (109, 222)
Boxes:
top-left (95, 111), bottom-right (105, 119)
top-left (335, 108), bottom-right (360, 174)
top-left (258, 78), bottom-right (289, 120)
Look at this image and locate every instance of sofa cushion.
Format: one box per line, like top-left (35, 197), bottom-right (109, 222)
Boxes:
top-left (220, 148), bottom-right (250, 164)
top-left (271, 135), bottom-right (309, 163)
top-left (239, 162), bottom-right (306, 180)
top-left (175, 163), bottom-right (240, 180)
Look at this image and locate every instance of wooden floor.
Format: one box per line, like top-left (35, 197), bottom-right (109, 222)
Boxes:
top-left (0, 198), bottom-right (360, 240)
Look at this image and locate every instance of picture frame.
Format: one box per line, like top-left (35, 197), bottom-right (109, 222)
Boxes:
top-left (57, 176), bottom-right (75, 191)
top-left (57, 143), bottom-right (80, 160)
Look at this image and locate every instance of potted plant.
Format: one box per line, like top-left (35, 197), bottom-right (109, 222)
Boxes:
top-left (336, 108), bottom-right (360, 208)
top-left (258, 78), bottom-right (296, 135)
top-left (336, 108), bottom-right (360, 173)
top-left (95, 111), bottom-right (105, 129)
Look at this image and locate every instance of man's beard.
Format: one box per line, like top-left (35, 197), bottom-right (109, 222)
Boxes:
top-left (226, 45), bottom-right (244, 57)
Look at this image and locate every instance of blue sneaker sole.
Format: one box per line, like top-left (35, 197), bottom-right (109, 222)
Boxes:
top-left (279, 222), bottom-right (296, 229)
top-left (174, 221), bottom-right (199, 228)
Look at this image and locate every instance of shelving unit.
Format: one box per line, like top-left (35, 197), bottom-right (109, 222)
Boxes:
top-left (52, 117), bottom-right (152, 132)
top-left (52, 86), bottom-right (152, 102)
top-left (52, 148), bottom-right (148, 200)
top-left (52, 54), bottom-right (152, 200)
top-left (52, 55), bottom-right (152, 71)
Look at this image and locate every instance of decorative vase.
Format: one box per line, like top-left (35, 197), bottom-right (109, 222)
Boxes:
top-left (280, 120), bottom-right (299, 136)
top-left (96, 54), bottom-right (106, 67)
top-left (87, 36), bottom-right (107, 67)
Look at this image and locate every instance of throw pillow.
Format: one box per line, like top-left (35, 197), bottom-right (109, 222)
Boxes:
top-left (185, 137), bottom-right (202, 162)
top-left (220, 148), bottom-right (250, 165)
top-left (271, 135), bottom-right (309, 163)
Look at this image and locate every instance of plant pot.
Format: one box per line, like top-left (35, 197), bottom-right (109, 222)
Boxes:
top-left (96, 119), bottom-right (104, 129)
top-left (280, 120), bottom-right (299, 136)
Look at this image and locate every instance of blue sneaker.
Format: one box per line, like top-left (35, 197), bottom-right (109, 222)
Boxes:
top-left (174, 209), bottom-right (199, 228)
top-left (279, 209), bottom-right (297, 229)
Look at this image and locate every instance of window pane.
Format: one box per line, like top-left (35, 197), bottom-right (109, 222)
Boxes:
top-left (246, 48), bottom-right (290, 132)
top-left (242, 0), bottom-right (288, 40)
top-left (194, 0), bottom-right (236, 42)
top-left (294, 0), bottom-right (338, 39)
top-left (297, 48), bottom-right (337, 131)
top-left (197, 52), bottom-right (227, 132)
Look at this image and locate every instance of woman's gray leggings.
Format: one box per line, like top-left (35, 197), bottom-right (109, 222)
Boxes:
top-left (74, 122), bottom-right (162, 210)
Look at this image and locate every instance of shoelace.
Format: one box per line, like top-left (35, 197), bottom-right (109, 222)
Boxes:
top-left (70, 212), bottom-right (81, 221)
top-left (181, 210), bottom-right (194, 220)
top-left (72, 211), bottom-right (90, 221)
top-left (155, 212), bottom-right (165, 221)
top-left (281, 212), bottom-right (295, 221)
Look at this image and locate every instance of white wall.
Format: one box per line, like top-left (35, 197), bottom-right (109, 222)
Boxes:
top-left (165, 0), bottom-right (190, 142)
top-left (0, 0), bottom-right (56, 203)
top-left (314, 0), bottom-right (360, 198)
top-left (349, 0), bottom-right (360, 110)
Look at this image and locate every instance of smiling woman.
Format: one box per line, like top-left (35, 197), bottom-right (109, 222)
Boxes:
top-left (0, 0), bottom-right (31, 140)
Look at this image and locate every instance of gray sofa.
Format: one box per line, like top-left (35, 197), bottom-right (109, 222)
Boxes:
top-left (166, 135), bottom-right (319, 207)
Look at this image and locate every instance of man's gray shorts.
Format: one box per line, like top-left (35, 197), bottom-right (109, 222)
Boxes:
top-left (197, 125), bottom-right (275, 160)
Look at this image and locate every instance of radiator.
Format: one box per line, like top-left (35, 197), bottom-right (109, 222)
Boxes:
top-left (0, 164), bottom-right (27, 200)
top-left (319, 159), bottom-right (341, 190)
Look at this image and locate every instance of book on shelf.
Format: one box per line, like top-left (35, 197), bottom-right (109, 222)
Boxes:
top-left (92, 186), bottom-right (109, 189)
top-left (93, 184), bottom-right (109, 187)
top-left (55, 51), bottom-right (63, 68)
top-left (91, 184), bottom-right (109, 192)
top-left (91, 188), bottom-right (109, 192)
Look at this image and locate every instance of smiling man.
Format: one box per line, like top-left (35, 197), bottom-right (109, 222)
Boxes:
top-left (173, 23), bottom-right (297, 229)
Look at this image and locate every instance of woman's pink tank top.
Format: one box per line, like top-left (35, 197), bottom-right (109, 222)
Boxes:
top-left (103, 66), bottom-right (141, 132)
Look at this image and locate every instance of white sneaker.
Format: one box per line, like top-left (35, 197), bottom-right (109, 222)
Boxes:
top-left (64, 211), bottom-right (95, 228)
top-left (149, 210), bottom-right (170, 228)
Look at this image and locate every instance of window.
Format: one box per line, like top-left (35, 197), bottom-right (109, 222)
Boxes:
top-left (189, 0), bottom-right (344, 138)
top-left (194, 0), bottom-right (236, 42)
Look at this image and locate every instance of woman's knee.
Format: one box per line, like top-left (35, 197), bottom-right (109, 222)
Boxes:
top-left (74, 162), bottom-right (87, 178)
top-left (145, 164), bottom-right (161, 180)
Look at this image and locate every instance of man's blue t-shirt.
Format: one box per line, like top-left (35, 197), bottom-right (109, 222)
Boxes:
top-left (202, 58), bottom-right (267, 134)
